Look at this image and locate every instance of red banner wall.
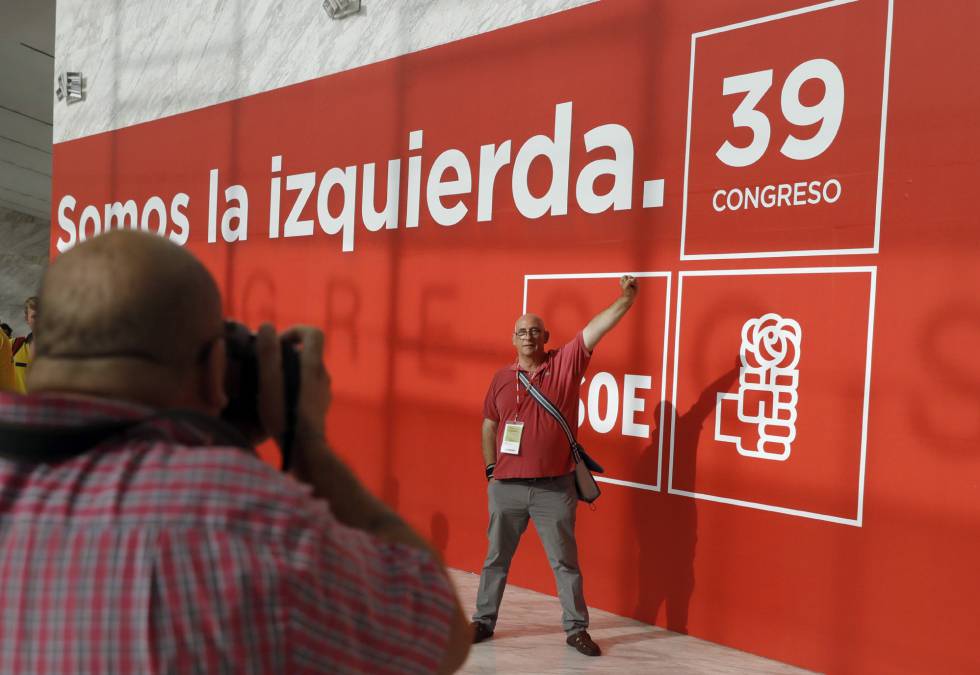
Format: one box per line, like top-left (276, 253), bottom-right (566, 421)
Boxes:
top-left (51, 1), bottom-right (980, 672)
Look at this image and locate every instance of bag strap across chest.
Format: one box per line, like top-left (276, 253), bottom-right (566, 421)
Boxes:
top-left (516, 370), bottom-right (603, 473)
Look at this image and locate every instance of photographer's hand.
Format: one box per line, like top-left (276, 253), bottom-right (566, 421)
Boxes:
top-left (255, 323), bottom-right (331, 445)
top-left (279, 325), bottom-right (330, 440)
top-left (255, 323), bottom-right (286, 442)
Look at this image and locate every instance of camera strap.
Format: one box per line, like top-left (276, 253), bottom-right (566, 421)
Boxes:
top-left (0, 420), bottom-right (139, 464)
top-left (0, 410), bottom-right (253, 466)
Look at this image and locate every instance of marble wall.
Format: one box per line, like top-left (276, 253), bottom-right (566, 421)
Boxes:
top-left (0, 206), bottom-right (48, 337)
top-left (54, 0), bottom-right (596, 143)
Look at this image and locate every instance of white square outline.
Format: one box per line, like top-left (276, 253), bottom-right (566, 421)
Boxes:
top-left (668, 266), bottom-right (877, 527)
top-left (523, 272), bottom-right (672, 492)
top-left (679, 0), bottom-right (894, 260)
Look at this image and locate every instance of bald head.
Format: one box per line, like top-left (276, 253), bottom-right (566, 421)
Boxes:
top-left (512, 313), bottom-right (549, 365)
top-left (29, 231), bottom-right (225, 407)
top-left (514, 313), bottom-right (545, 334)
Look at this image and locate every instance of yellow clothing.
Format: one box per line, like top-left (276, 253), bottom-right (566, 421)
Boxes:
top-left (0, 333), bottom-right (14, 392)
top-left (12, 336), bottom-right (32, 394)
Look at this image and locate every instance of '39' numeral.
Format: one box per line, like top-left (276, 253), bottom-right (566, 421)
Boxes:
top-left (716, 58), bottom-right (844, 168)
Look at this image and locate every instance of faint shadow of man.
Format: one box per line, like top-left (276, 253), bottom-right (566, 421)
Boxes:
top-left (634, 361), bottom-right (738, 632)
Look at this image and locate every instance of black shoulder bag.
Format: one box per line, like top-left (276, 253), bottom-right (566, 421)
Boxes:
top-left (517, 371), bottom-right (604, 503)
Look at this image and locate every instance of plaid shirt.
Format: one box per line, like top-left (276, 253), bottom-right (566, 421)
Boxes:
top-left (0, 392), bottom-right (455, 674)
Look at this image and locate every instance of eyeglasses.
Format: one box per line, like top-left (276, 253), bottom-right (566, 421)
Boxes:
top-left (515, 328), bottom-right (543, 338)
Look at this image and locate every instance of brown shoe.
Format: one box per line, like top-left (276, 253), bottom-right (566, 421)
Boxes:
top-left (566, 630), bottom-right (601, 656)
top-left (471, 621), bottom-right (494, 644)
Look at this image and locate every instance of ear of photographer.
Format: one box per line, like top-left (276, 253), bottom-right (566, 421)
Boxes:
top-left (0, 231), bottom-right (471, 674)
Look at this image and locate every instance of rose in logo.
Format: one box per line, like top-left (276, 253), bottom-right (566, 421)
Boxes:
top-left (741, 313), bottom-right (801, 371)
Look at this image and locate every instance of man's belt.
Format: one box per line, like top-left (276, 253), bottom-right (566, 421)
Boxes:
top-left (498, 474), bottom-right (570, 483)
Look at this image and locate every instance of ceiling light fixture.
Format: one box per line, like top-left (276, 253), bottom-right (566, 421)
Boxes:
top-left (55, 72), bottom-right (85, 104)
top-left (323, 0), bottom-right (362, 20)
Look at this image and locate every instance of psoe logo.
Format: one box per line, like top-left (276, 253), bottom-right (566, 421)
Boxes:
top-left (715, 313), bottom-right (802, 461)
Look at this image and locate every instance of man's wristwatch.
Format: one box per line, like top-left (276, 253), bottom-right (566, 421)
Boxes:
top-left (485, 463), bottom-right (496, 481)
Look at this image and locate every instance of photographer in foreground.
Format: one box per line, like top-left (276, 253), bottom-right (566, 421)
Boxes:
top-left (0, 231), bottom-right (470, 674)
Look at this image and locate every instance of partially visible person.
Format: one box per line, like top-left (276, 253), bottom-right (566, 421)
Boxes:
top-left (10, 296), bottom-right (36, 393)
top-left (0, 231), bottom-right (471, 674)
top-left (0, 328), bottom-right (14, 391)
top-left (0, 322), bottom-right (11, 338)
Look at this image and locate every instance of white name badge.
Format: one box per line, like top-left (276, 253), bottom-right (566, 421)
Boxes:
top-left (500, 421), bottom-right (524, 455)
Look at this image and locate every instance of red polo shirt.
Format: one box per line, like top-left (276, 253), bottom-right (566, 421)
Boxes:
top-left (483, 332), bottom-right (592, 479)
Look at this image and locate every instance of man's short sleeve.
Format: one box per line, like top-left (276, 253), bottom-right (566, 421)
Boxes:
top-left (555, 332), bottom-right (593, 381)
top-left (282, 500), bottom-right (456, 674)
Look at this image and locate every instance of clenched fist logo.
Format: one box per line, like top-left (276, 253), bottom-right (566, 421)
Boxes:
top-left (715, 313), bottom-right (802, 461)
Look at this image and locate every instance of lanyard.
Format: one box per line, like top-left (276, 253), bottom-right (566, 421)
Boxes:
top-left (514, 367), bottom-right (523, 418)
top-left (513, 362), bottom-right (545, 420)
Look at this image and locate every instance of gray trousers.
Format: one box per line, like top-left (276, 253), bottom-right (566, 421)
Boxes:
top-left (472, 473), bottom-right (589, 635)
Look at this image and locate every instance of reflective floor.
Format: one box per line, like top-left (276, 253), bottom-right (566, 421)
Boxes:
top-left (450, 570), bottom-right (814, 674)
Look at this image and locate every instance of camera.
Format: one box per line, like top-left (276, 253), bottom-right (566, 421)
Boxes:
top-left (221, 321), bottom-right (300, 469)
